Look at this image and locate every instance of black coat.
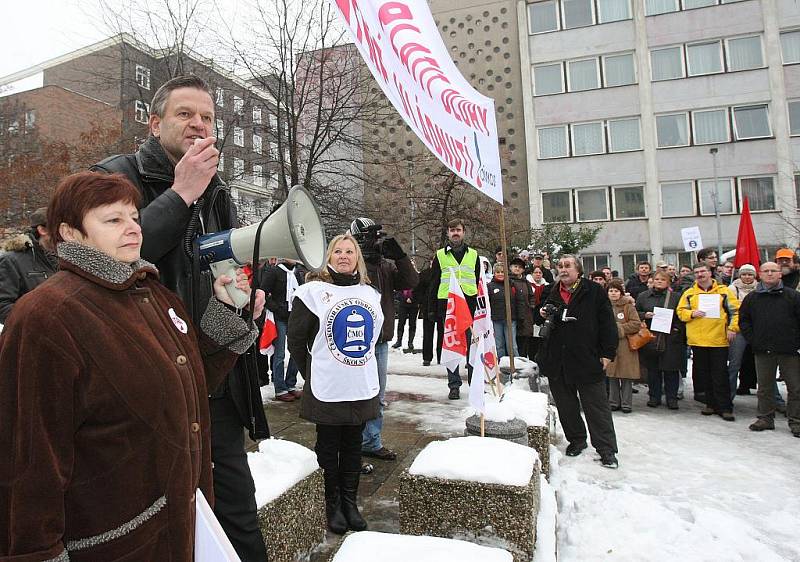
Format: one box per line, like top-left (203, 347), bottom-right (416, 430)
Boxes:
top-left (366, 256), bottom-right (418, 343)
top-left (625, 274), bottom-right (650, 301)
top-left (287, 270), bottom-right (380, 426)
top-left (260, 263), bottom-right (305, 322)
top-left (92, 136), bottom-right (269, 439)
top-left (414, 266), bottom-right (435, 317)
top-left (538, 279), bottom-right (618, 384)
top-left (635, 288), bottom-right (686, 372)
top-left (488, 278), bottom-right (518, 322)
top-left (0, 233), bottom-right (57, 323)
top-left (739, 284), bottom-right (800, 355)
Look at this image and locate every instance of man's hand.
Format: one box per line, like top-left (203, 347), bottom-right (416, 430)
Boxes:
top-left (539, 307), bottom-right (549, 319)
top-left (381, 237), bottom-right (406, 261)
top-left (645, 312), bottom-right (654, 319)
top-left (601, 358), bottom-right (611, 370)
top-left (691, 310), bottom-right (706, 319)
top-left (726, 330), bottom-right (736, 343)
top-left (172, 137), bottom-right (219, 205)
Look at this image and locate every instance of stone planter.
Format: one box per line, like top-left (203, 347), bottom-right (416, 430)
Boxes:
top-left (399, 439), bottom-right (540, 562)
top-left (464, 414), bottom-right (528, 446)
top-left (328, 531), bottom-right (513, 561)
top-left (526, 413), bottom-right (551, 479)
top-left (256, 468), bottom-right (325, 561)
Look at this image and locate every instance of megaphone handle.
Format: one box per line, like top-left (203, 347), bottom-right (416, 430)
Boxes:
top-left (210, 259), bottom-right (251, 309)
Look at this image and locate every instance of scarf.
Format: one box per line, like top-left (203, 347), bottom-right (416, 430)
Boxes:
top-left (278, 263), bottom-right (300, 311)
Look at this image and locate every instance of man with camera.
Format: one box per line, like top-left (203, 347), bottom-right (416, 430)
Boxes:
top-left (92, 76), bottom-right (269, 560)
top-left (426, 218), bottom-right (482, 399)
top-left (538, 255), bottom-right (620, 468)
top-left (350, 218), bottom-right (418, 461)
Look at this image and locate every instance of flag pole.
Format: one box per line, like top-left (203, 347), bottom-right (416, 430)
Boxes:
top-left (498, 205), bottom-right (514, 392)
top-left (480, 412), bottom-right (485, 437)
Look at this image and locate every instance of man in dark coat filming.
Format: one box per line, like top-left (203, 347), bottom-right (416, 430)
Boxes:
top-left (92, 75), bottom-right (269, 561)
top-left (538, 254), bottom-right (620, 468)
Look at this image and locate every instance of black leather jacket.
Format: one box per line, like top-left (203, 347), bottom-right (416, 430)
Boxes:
top-left (92, 136), bottom-right (269, 439)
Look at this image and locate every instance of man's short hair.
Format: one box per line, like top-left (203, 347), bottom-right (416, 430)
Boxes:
top-left (559, 254), bottom-right (584, 274)
top-left (589, 270), bottom-right (605, 280)
top-left (692, 262), bottom-right (712, 273)
top-left (446, 218), bottom-right (465, 230)
top-left (637, 261), bottom-right (652, 269)
top-left (150, 75), bottom-right (212, 119)
top-left (697, 248), bottom-right (716, 261)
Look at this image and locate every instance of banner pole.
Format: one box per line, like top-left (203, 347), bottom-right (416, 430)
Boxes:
top-left (480, 413), bottom-right (485, 437)
top-left (498, 205), bottom-right (515, 392)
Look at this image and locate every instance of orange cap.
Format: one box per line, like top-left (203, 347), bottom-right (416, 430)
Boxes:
top-left (775, 248), bottom-right (795, 260)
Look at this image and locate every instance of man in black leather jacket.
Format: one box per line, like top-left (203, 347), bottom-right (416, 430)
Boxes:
top-left (93, 75), bottom-right (269, 561)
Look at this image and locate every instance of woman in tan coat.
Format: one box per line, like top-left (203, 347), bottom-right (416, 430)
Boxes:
top-left (606, 278), bottom-right (641, 413)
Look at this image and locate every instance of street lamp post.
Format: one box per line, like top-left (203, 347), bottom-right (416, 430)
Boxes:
top-left (407, 161), bottom-right (416, 263)
top-left (710, 147), bottom-right (723, 261)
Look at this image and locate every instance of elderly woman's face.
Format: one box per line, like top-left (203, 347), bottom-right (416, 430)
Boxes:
top-left (330, 239), bottom-right (358, 274)
top-left (63, 201), bottom-right (142, 264)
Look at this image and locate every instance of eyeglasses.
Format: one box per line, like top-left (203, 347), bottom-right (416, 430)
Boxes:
top-left (761, 269), bottom-right (780, 273)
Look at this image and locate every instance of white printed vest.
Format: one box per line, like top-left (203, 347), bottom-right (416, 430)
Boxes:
top-left (294, 281), bottom-right (384, 402)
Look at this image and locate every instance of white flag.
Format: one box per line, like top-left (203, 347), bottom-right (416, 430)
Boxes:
top-left (440, 268), bottom-right (473, 373)
top-left (468, 276), bottom-right (498, 413)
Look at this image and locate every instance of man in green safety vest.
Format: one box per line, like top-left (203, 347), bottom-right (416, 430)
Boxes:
top-left (426, 218), bottom-right (482, 399)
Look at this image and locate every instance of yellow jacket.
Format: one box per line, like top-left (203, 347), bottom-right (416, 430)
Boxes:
top-left (677, 281), bottom-right (740, 347)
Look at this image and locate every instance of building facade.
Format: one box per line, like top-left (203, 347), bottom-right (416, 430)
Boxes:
top-left (521, 0), bottom-right (800, 275)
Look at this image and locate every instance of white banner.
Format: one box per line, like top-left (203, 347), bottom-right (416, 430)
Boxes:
top-left (331, 0), bottom-right (503, 203)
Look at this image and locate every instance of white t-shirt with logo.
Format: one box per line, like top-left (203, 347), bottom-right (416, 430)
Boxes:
top-left (294, 281), bottom-right (384, 402)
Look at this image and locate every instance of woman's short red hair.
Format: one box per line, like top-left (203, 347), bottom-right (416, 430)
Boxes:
top-left (48, 171), bottom-right (142, 244)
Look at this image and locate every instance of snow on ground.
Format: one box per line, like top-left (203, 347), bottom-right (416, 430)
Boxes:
top-left (247, 438), bottom-right (318, 508)
top-left (331, 531), bottom-right (513, 562)
top-left (409, 436), bottom-right (537, 486)
top-left (382, 321), bottom-right (800, 561)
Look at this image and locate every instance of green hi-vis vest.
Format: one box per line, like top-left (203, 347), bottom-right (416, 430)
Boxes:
top-left (436, 247), bottom-right (479, 298)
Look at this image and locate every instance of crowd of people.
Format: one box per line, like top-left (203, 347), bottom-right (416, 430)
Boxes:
top-left (0, 72), bottom-right (798, 559)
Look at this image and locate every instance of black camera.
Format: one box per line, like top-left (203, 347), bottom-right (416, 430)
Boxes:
top-left (538, 303), bottom-right (560, 339)
top-left (352, 223), bottom-right (386, 262)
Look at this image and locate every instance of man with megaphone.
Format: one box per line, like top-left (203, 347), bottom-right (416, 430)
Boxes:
top-left (349, 217), bottom-right (418, 462)
top-left (92, 76), bottom-right (270, 561)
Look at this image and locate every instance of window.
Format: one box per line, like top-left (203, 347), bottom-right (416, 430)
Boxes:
top-left (233, 127), bottom-right (244, 147)
top-left (233, 157), bottom-right (244, 178)
top-left (215, 119), bottom-right (224, 138)
top-left (603, 52), bottom-right (636, 87)
top-left (597, 0), bottom-right (630, 23)
top-left (656, 113), bottom-right (689, 147)
top-left (739, 176), bottom-right (776, 212)
top-left (538, 125), bottom-right (569, 158)
top-left (561, 0), bottom-right (594, 29)
top-left (24, 110), bottom-right (35, 130)
top-left (645, 0), bottom-right (678, 16)
top-left (682, 0), bottom-right (716, 8)
top-left (608, 117), bottom-right (641, 152)
top-left (218, 153), bottom-right (225, 172)
top-left (234, 96), bottom-right (244, 115)
top-left (269, 142), bottom-right (278, 159)
top-left (542, 190), bottom-right (573, 222)
top-left (698, 178), bottom-right (734, 215)
top-left (613, 185), bottom-right (646, 218)
top-left (533, 63), bottom-right (564, 95)
top-left (687, 41), bottom-right (723, 76)
top-left (581, 254), bottom-right (609, 271)
top-left (726, 36), bottom-right (763, 71)
top-left (576, 187), bottom-right (609, 221)
top-left (780, 30), bottom-right (800, 64)
top-left (662, 251), bottom-right (694, 269)
top-left (733, 104), bottom-right (771, 139)
top-left (253, 107), bottom-right (262, 124)
top-left (253, 134), bottom-right (262, 154)
top-left (789, 100), bottom-right (800, 136)
top-left (651, 46), bottom-right (684, 81)
top-left (135, 100), bottom-right (150, 124)
top-left (567, 58), bottom-right (600, 91)
top-left (622, 253), bottom-right (651, 278)
top-left (215, 88), bottom-right (224, 107)
top-left (572, 122), bottom-right (605, 155)
top-left (268, 113), bottom-right (278, 130)
top-left (135, 65), bottom-right (150, 90)
top-left (529, 1), bottom-right (559, 33)
top-left (253, 164), bottom-right (264, 187)
top-left (660, 181), bottom-right (696, 217)
top-left (796, 174), bottom-right (800, 208)
top-left (692, 108), bottom-right (729, 144)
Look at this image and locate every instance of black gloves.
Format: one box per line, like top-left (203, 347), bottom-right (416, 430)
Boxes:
top-left (381, 236), bottom-right (407, 261)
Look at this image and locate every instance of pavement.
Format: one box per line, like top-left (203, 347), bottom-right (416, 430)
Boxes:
top-left (253, 372), bottom-right (459, 561)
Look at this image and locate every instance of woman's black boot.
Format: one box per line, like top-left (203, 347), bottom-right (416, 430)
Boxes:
top-left (340, 471), bottom-right (368, 531)
top-left (323, 471), bottom-right (348, 534)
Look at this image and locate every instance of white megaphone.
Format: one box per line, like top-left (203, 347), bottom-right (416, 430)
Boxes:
top-left (196, 185), bottom-right (327, 308)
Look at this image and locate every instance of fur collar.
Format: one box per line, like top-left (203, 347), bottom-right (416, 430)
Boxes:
top-left (3, 233), bottom-right (33, 252)
top-left (57, 241), bottom-right (158, 288)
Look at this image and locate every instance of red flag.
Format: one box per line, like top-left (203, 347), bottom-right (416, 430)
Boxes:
top-left (441, 269), bottom-right (473, 372)
top-left (734, 197), bottom-right (760, 270)
top-left (258, 309), bottom-right (278, 357)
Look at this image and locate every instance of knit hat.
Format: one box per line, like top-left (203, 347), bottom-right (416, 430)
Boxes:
top-left (738, 264), bottom-right (756, 275)
top-left (29, 207), bottom-right (48, 228)
top-left (349, 217), bottom-right (376, 235)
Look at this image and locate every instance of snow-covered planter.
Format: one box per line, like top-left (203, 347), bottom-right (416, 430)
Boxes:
top-left (329, 531), bottom-right (513, 561)
top-left (500, 389), bottom-right (552, 479)
top-left (399, 437), bottom-right (539, 562)
top-left (248, 439), bottom-right (325, 561)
